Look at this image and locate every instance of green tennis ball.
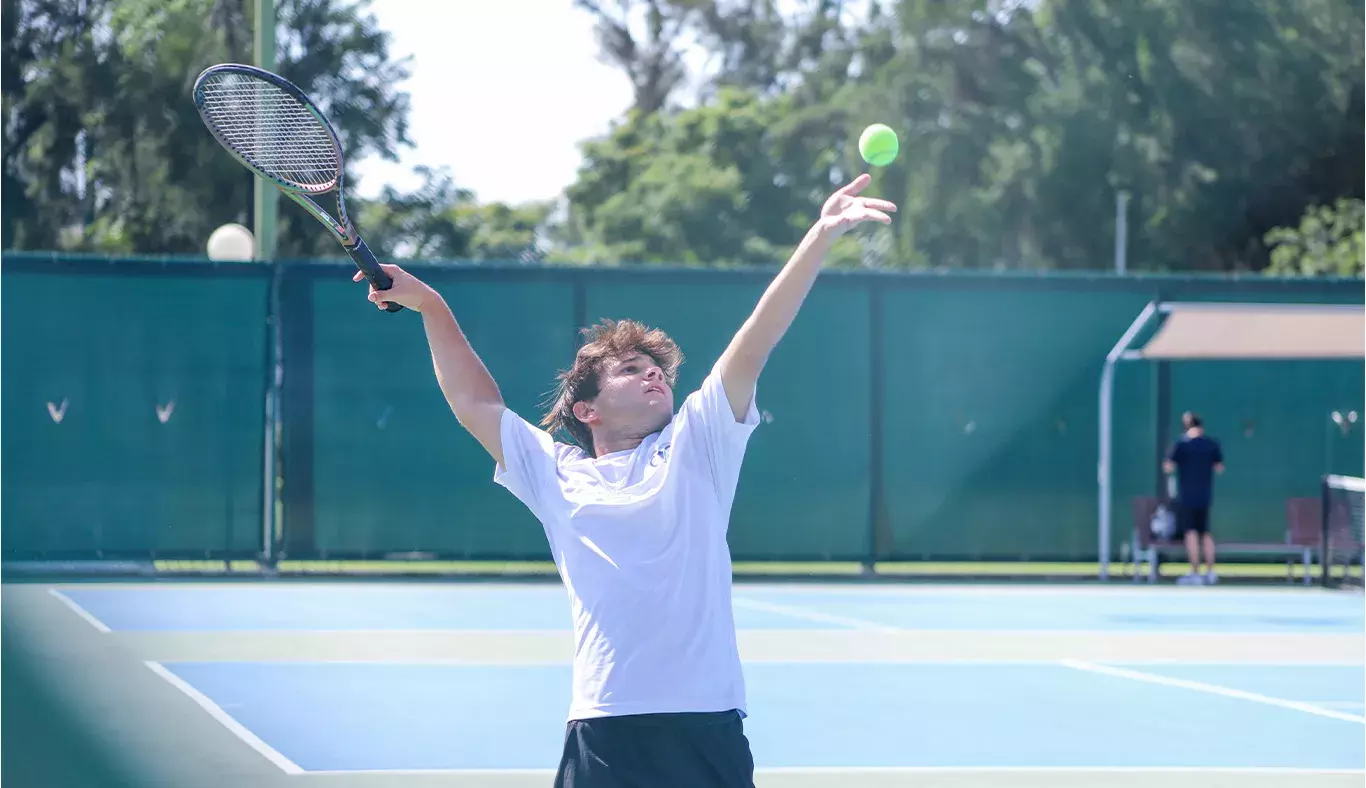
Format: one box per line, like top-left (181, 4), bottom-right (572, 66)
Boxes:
top-left (859, 123), bottom-right (899, 167)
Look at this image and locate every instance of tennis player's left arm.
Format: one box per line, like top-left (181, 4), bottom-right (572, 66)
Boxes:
top-left (716, 174), bottom-right (894, 421)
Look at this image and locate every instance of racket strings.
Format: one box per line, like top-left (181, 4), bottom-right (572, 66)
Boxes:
top-left (198, 73), bottom-right (339, 190)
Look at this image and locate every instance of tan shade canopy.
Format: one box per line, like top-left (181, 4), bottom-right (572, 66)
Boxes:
top-left (1135, 303), bottom-right (1365, 360)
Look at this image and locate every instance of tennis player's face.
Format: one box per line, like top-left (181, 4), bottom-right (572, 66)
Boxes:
top-left (593, 353), bottom-right (673, 431)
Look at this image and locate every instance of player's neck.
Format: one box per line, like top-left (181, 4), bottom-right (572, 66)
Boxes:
top-left (591, 423), bottom-right (657, 458)
top-left (592, 433), bottom-right (645, 458)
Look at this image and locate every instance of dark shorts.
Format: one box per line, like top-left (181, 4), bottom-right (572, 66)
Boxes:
top-left (1177, 504), bottom-right (1211, 536)
top-left (554, 709), bottom-right (755, 788)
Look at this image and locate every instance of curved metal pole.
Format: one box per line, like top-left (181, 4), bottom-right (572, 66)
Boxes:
top-left (1099, 359), bottom-right (1118, 579)
top-left (1099, 301), bottom-right (1160, 580)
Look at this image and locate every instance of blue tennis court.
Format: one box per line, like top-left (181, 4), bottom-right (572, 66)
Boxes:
top-left (153, 660), bottom-right (1363, 773)
top-left (57, 583), bottom-right (1365, 633)
top-left (38, 582), bottom-right (1366, 782)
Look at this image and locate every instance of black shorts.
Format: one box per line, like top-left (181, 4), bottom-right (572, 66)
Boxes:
top-left (554, 709), bottom-right (755, 788)
top-left (1177, 504), bottom-right (1211, 536)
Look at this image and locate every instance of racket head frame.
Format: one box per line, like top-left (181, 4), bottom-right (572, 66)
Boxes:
top-left (192, 63), bottom-right (400, 311)
top-left (192, 63), bottom-right (360, 248)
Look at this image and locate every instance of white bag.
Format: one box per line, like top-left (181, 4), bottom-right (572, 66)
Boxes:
top-left (1150, 504), bottom-right (1176, 540)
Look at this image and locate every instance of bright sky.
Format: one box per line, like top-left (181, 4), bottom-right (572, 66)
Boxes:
top-left (350, 2), bottom-right (638, 206)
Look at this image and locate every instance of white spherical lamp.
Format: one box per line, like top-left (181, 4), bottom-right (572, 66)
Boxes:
top-left (206, 223), bottom-right (256, 261)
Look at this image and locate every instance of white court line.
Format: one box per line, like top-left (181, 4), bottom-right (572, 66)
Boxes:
top-left (143, 661), bottom-right (303, 775)
top-left (1304, 701), bottom-right (1366, 709)
top-left (1060, 659), bottom-right (1366, 724)
top-left (298, 766), bottom-right (1366, 776)
top-left (732, 597), bottom-right (901, 633)
top-left (734, 584), bottom-right (1353, 598)
top-left (47, 588), bottom-right (111, 633)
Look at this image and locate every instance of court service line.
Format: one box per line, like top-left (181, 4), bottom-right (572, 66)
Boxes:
top-left (143, 661), bottom-right (304, 775)
top-left (1060, 659), bottom-right (1366, 724)
top-left (47, 588), bottom-right (111, 633)
top-left (731, 597), bottom-right (901, 633)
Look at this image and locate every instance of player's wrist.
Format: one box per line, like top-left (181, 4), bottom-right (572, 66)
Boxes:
top-left (811, 217), bottom-right (841, 240)
top-left (414, 283), bottom-right (444, 314)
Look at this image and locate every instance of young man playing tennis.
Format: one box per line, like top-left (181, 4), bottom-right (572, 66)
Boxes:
top-left (356, 174), bottom-right (895, 787)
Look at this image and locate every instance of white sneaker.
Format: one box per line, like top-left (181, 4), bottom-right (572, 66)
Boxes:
top-left (1203, 571), bottom-right (1218, 585)
top-left (1177, 573), bottom-right (1201, 585)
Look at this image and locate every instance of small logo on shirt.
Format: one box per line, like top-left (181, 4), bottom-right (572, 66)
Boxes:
top-left (648, 441), bottom-right (672, 467)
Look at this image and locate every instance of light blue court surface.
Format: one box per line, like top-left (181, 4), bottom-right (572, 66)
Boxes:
top-left (62, 584), bottom-right (1366, 632)
top-left (158, 661), bottom-right (1365, 773)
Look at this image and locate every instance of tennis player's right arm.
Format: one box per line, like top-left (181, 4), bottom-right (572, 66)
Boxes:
top-left (354, 265), bottom-right (506, 465)
top-left (420, 298), bottom-right (508, 464)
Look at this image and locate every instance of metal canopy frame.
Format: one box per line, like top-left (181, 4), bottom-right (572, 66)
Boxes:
top-left (1097, 301), bottom-right (1365, 579)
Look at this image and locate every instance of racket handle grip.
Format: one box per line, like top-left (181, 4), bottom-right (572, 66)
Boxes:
top-left (348, 237), bottom-right (404, 313)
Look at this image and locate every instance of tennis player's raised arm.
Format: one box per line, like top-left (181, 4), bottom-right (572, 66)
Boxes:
top-left (354, 265), bottom-right (507, 466)
top-left (715, 174), bottom-right (896, 421)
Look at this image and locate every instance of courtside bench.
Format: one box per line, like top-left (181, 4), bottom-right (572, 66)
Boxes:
top-left (1127, 496), bottom-right (1318, 584)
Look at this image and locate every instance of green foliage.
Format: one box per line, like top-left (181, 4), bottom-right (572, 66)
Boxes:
top-left (355, 166), bottom-right (552, 263)
top-left (561, 89), bottom-right (825, 266)
top-left (1263, 199), bottom-right (1365, 278)
top-left (459, 200), bottom-right (554, 263)
top-left (357, 166), bottom-right (474, 260)
top-left (1, 0), bottom-right (413, 258)
top-left (4, 0), bottom-right (1362, 273)
top-left (564, 0), bottom-right (1365, 271)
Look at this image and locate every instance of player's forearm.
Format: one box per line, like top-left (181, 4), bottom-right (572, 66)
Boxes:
top-left (420, 292), bottom-right (504, 416)
top-left (715, 220), bottom-right (835, 419)
top-left (724, 220), bottom-right (836, 368)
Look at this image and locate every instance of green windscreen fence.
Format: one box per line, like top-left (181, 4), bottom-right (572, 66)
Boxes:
top-left (292, 269), bottom-right (576, 559)
top-left (879, 283), bottom-right (1160, 560)
top-left (1, 257), bottom-right (270, 559)
top-left (1165, 359), bottom-right (1364, 544)
top-left (4, 256), bottom-right (1362, 564)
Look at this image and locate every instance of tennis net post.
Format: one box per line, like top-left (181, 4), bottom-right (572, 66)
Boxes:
top-left (1321, 474), bottom-right (1365, 589)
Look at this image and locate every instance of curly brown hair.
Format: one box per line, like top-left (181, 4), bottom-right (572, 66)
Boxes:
top-left (540, 318), bottom-right (684, 453)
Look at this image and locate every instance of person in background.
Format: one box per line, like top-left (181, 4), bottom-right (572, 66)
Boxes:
top-left (1163, 411), bottom-right (1225, 585)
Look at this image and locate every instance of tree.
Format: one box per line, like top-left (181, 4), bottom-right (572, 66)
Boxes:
top-left (459, 200), bottom-right (554, 262)
top-left (558, 0), bottom-right (886, 266)
top-left (1, 0), bottom-right (108, 250)
top-left (1, 0), bottom-right (415, 258)
top-left (561, 0), bottom-right (1364, 272)
top-left (1263, 199), bottom-right (1364, 278)
top-left (574, 0), bottom-right (701, 114)
top-left (559, 87), bottom-right (849, 266)
top-left (356, 165), bottom-right (474, 260)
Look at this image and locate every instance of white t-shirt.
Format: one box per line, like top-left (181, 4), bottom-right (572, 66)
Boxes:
top-left (493, 365), bottom-right (761, 721)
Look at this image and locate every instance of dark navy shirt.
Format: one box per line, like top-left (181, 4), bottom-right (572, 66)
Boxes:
top-left (1167, 434), bottom-right (1223, 508)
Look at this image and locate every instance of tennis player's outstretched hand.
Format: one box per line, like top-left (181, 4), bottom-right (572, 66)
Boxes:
top-left (353, 264), bottom-right (435, 312)
top-left (817, 173), bottom-right (896, 239)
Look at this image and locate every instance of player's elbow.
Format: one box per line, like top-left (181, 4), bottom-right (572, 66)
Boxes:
top-left (450, 398), bottom-right (506, 463)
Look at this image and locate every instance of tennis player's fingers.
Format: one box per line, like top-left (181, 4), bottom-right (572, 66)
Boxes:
top-left (862, 198), bottom-right (897, 213)
top-left (844, 208), bottom-right (892, 226)
top-left (836, 173), bottom-right (872, 196)
top-left (353, 270), bottom-right (365, 283)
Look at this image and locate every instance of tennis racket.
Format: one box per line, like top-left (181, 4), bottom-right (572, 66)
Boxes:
top-left (192, 63), bottom-right (401, 312)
